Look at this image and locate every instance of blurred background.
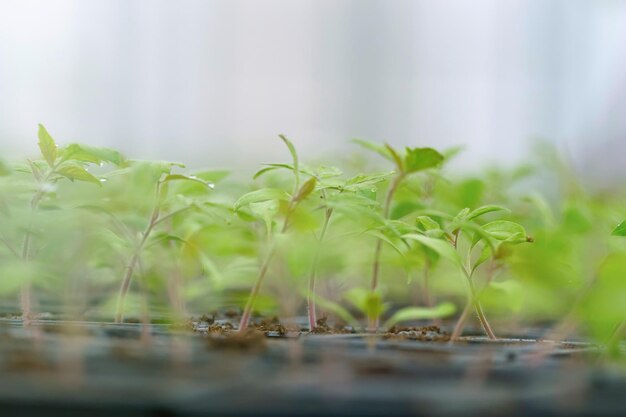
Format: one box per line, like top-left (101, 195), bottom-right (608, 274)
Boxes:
top-left (0, 0), bottom-right (625, 179)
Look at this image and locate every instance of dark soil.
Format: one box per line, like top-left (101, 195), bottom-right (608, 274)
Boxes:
top-left (384, 325), bottom-right (450, 342)
top-left (0, 317), bottom-right (622, 416)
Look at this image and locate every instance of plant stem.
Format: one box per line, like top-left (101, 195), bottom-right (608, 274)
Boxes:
top-left (20, 163), bottom-right (60, 321)
top-left (368, 173), bottom-right (404, 332)
top-left (238, 200), bottom-right (297, 332)
top-left (307, 207), bottom-right (333, 331)
top-left (114, 183), bottom-right (162, 323)
top-left (237, 248), bottom-right (277, 332)
top-left (450, 265), bottom-right (496, 341)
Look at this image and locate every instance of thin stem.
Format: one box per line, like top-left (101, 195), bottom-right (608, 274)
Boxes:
top-left (20, 161), bottom-right (64, 321)
top-left (238, 200), bottom-right (298, 332)
top-left (114, 182), bottom-right (162, 323)
top-left (369, 173), bottom-right (404, 332)
top-left (449, 260), bottom-right (496, 341)
top-left (307, 207), bottom-right (333, 331)
top-left (238, 248), bottom-right (277, 332)
top-left (152, 205), bottom-right (194, 228)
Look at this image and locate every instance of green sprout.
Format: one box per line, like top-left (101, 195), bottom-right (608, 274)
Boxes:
top-left (6, 125), bottom-right (123, 320)
top-left (104, 162), bottom-right (214, 323)
top-left (235, 135), bottom-right (318, 332)
top-left (353, 139), bottom-right (444, 331)
top-left (404, 207), bottom-right (532, 341)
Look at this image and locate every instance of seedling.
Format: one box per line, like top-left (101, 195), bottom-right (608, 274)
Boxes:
top-left (404, 207), bottom-right (532, 340)
top-left (353, 140), bottom-right (444, 330)
top-left (311, 287), bottom-right (456, 332)
top-left (103, 162), bottom-right (214, 323)
top-left (235, 135), bottom-right (318, 331)
top-left (6, 125), bottom-right (123, 319)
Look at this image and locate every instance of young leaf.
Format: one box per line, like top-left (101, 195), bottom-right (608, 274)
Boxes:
top-left (472, 244), bottom-right (492, 273)
top-left (309, 292), bottom-right (362, 331)
top-left (63, 144), bottom-right (125, 166)
top-left (293, 177), bottom-right (317, 202)
top-left (415, 218), bottom-right (445, 238)
top-left (466, 205), bottom-right (509, 221)
top-left (38, 124), bottom-right (57, 167)
top-left (352, 139), bottom-right (394, 162)
top-left (403, 234), bottom-right (461, 266)
top-left (403, 147), bottom-right (444, 173)
top-left (382, 302), bottom-right (456, 330)
top-left (612, 220), bottom-right (626, 237)
top-left (55, 164), bottom-right (101, 186)
top-left (234, 188), bottom-right (290, 210)
top-left (481, 220), bottom-right (528, 243)
top-left (384, 144), bottom-right (404, 172)
top-left (26, 160), bottom-right (42, 182)
top-left (341, 171), bottom-right (394, 192)
top-left (162, 174), bottom-right (214, 189)
top-left (190, 170), bottom-right (230, 183)
top-left (249, 200), bottom-right (279, 235)
top-left (345, 288), bottom-right (388, 321)
top-left (364, 229), bottom-right (407, 260)
top-left (279, 134), bottom-right (299, 191)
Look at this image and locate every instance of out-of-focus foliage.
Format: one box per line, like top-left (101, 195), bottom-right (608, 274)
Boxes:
top-left (1, 127), bottom-right (626, 354)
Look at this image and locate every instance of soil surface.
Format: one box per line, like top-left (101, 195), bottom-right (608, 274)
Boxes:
top-left (0, 316), bottom-right (621, 417)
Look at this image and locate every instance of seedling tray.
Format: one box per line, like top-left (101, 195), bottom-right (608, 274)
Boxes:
top-left (0, 320), bottom-right (624, 417)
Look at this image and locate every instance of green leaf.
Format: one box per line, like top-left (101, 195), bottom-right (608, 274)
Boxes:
top-left (55, 164), bottom-right (101, 186)
top-left (466, 205), bottom-right (509, 221)
top-left (344, 288), bottom-right (388, 321)
top-left (611, 220), bottom-right (626, 237)
top-left (293, 177), bottom-right (317, 202)
top-left (403, 147), bottom-right (444, 173)
top-left (26, 160), bottom-right (42, 182)
top-left (147, 232), bottom-right (187, 248)
top-left (63, 143), bottom-right (125, 166)
top-left (382, 302), bottom-right (456, 330)
top-left (352, 139), bottom-right (394, 162)
top-left (191, 170), bottom-right (230, 183)
top-left (453, 208), bottom-right (471, 223)
top-left (390, 201), bottom-right (424, 220)
top-left (415, 216), bottom-right (445, 238)
top-left (481, 220), bottom-right (528, 243)
top-left (472, 244), bottom-right (492, 273)
top-left (365, 229), bottom-right (406, 260)
top-left (234, 188), bottom-right (290, 210)
top-left (162, 174), bottom-right (214, 189)
top-left (385, 144), bottom-right (404, 171)
top-left (38, 124), bottom-right (57, 167)
top-left (310, 293), bottom-right (362, 332)
top-left (403, 234), bottom-right (461, 266)
top-left (249, 200), bottom-right (279, 235)
top-left (342, 171), bottom-right (394, 192)
top-left (279, 134), bottom-right (300, 190)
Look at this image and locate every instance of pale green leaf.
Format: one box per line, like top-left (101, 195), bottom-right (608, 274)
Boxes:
top-left (38, 124), bottom-right (57, 166)
top-left (352, 139), bottom-right (394, 161)
top-left (382, 302), bottom-right (457, 330)
top-left (403, 234), bottom-right (461, 266)
top-left (63, 143), bottom-right (125, 166)
top-left (466, 205), bottom-right (509, 221)
top-left (55, 164), bottom-right (101, 186)
top-left (612, 220), bottom-right (626, 237)
top-left (404, 147), bottom-right (444, 173)
top-left (234, 188), bottom-right (290, 210)
top-left (162, 174), bottom-right (214, 189)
